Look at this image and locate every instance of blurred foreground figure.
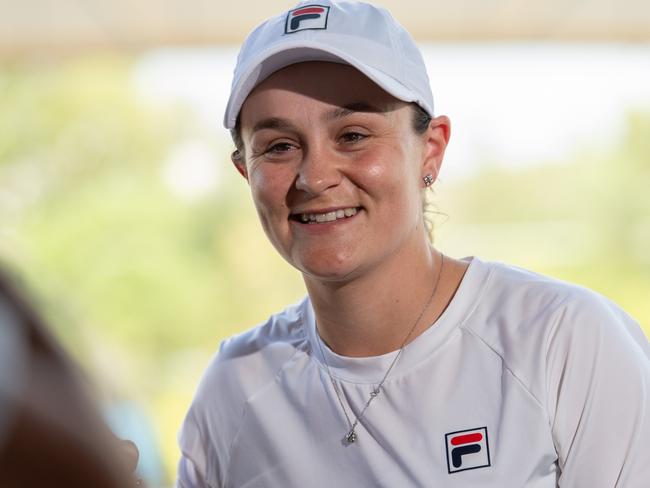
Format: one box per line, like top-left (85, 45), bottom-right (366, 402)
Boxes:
top-left (178, 1), bottom-right (650, 486)
top-left (0, 265), bottom-right (141, 487)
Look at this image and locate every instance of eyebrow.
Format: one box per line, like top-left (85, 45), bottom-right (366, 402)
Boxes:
top-left (251, 117), bottom-right (296, 134)
top-left (324, 102), bottom-right (390, 121)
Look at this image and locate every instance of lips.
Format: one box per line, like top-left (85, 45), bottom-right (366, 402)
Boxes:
top-left (290, 206), bottom-right (361, 224)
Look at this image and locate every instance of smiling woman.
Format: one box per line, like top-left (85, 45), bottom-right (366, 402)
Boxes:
top-left (176, 1), bottom-right (650, 487)
top-left (232, 62), bottom-right (448, 284)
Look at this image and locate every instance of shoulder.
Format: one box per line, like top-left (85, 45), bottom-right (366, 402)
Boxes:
top-left (194, 296), bottom-right (311, 411)
top-left (461, 258), bottom-right (649, 403)
top-left (177, 297), bottom-right (312, 485)
top-left (466, 258), bottom-right (645, 342)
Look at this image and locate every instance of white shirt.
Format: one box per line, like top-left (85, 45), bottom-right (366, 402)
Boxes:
top-left (176, 257), bottom-right (650, 487)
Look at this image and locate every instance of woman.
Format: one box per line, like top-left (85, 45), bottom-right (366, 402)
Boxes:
top-left (177, 1), bottom-right (649, 486)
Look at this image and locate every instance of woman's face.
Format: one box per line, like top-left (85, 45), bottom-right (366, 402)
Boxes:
top-left (237, 61), bottom-right (445, 283)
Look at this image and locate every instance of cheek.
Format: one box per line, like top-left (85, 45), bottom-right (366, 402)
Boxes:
top-left (354, 146), bottom-right (395, 191)
top-left (360, 147), bottom-right (423, 230)
top-left (248, 166), bottom-right (294, 217)
top-left (358, 145), bottom-right (416, 200)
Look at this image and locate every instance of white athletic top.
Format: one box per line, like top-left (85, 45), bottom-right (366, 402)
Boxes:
top-left (176, 257), bottom-right (650, 487)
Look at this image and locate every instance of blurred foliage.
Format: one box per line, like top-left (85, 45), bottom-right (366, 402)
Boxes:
top-left (0, 56), bottom-right (648, 484)
top-left (0, 56), bottom-right (306, 484)
top-left (437, 111), bottom-right (650, 331)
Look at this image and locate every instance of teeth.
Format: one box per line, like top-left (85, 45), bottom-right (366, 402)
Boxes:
top-left (298, 207), bottom-right (358, 224)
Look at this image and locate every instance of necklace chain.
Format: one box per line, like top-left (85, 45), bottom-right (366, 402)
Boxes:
top-left (315, 252), bottom-right (445, 445)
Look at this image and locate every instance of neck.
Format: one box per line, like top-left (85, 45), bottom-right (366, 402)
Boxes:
top-left (305, 243), bottom-right (447, 357)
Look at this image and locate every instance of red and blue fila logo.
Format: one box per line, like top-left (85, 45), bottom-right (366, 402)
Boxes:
top-left (445, 427), bottom-right (491, 474)
top-left (285, 4), bottom-right (330, 34)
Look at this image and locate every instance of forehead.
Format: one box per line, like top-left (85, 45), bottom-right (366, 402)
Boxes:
top-left (239, 61), bottom-right (403, 128)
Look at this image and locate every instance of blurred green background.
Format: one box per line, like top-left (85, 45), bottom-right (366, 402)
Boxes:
top-left (1, 2), bottom-right (650, 485)
top-left (1, 54), bottom-right (648, 483)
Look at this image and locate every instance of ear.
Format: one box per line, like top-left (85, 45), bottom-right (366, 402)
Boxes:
top-left (420, 115), bottom-right (451, 185)
top-left (231, 150), bottom-right (249, 181)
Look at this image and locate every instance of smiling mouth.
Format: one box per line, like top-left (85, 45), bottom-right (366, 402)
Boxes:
top-left (290, 207), bottom-right (361, 224)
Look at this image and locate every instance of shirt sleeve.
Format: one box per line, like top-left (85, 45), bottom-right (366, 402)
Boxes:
top-left (176, 404), bottom-right (219, 488)
top-left (175, 340), bottom-right (242, 488)
top-left (546, 293), bottom-right (650, 487)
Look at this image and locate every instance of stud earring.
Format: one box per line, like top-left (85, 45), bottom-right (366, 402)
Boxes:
top-left (423, 174), bottom-right (434, 187)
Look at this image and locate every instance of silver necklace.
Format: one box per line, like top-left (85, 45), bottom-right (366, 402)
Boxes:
top-left (315, 252), bottom-right (445, 445)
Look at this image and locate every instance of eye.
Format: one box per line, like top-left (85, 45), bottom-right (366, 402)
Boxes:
top-left (339, 131), bottom-right (367, 144)
top-left (266, 142), bottom-right (296, 154)
top-left (257, 140), bottom-right (300, 160)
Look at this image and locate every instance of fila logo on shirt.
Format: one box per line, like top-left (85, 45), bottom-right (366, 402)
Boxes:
top-left (285, 4), bottom-right (331, 34)
top-left (445, 427), bottom-right (491, 474)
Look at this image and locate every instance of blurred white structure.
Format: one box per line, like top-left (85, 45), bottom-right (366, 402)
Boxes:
top-left (1, 0), bottom-right (649, 57)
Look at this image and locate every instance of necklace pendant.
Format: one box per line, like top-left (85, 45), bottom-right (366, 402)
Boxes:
top-left (345, 430), bottom-right (357, 444)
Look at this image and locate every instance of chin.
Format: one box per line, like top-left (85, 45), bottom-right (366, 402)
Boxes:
top-left (291, 249), bottom-right (362, 283)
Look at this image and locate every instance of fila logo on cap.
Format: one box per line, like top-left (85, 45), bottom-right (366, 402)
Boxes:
top-left (285, 4), bottom-right (330, 34)
top-left (445, 427), bottom-right (491, 474)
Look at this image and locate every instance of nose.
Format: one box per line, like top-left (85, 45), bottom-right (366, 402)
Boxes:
top-left (294, 144), bottom-right (342, 195)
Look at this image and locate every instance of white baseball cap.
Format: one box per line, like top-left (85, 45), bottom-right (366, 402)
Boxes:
top-left (224, 0), bottom-right (434, 130)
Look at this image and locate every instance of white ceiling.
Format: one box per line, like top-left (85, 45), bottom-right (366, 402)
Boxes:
top-left (1, 0), bottom-right (649, 57)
